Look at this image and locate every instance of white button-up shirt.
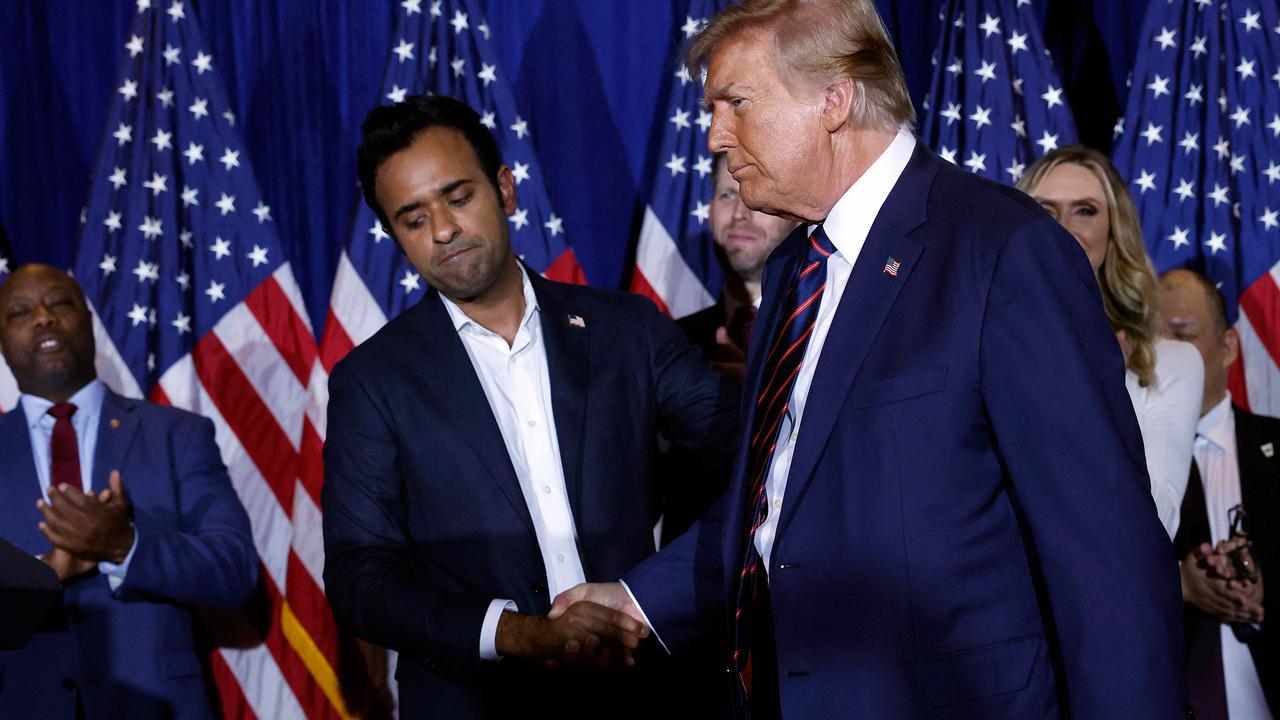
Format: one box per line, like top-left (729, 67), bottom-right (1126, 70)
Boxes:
top-left (1193, 394), bottom-right (1272, 720)
top-left (439, 266), bottom-right (587, 660)
top-left (755, 129), bottom-right (916, 570)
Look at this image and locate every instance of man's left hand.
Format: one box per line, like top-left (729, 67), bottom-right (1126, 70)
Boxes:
top-left (36, 470), bottom-right (134, 563)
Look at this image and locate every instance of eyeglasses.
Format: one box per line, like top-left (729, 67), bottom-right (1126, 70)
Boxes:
top-left (1227, 504), bottom-right (1260, 583)
top-left (1229, 504), bottom-right (1248, 539)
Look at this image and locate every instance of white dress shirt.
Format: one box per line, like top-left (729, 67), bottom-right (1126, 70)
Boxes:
top-left (1126, 338), bottom-right (1204, 539)
top-left (1194, 394), bottom-right (1272, 720)
top-left (439, 266), bottom-right (587, 661)
top-left (755, 128), bottom-right (916, 570)
top-left (21, 378), bottom-right (136, 586)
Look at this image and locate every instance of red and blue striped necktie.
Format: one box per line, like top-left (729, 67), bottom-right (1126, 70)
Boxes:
top-left (732, 227), bottom-right (836, 708)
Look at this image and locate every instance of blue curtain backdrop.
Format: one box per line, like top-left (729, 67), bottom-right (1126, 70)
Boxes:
top-left (0, 0), bottom-right (1147, 331)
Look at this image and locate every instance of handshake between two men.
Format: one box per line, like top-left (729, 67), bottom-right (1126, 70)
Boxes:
top-left (496, 583), bottom-right (646, 671)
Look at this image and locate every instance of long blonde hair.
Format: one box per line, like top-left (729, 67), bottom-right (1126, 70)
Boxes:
top-left (1018, 146), bottom-right (1158, 387)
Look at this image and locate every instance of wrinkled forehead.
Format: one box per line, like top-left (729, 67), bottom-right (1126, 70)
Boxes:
top-left (704, 25), bottom-right (778, 86)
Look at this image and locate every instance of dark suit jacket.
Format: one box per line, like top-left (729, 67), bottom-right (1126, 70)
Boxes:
top-left (1178, 406), bottom-right (1279, 715)
top-left (322, 271), bottom-right (738, 718)
top-left (1236, 408), bottom-right (1280, 710)
top-left (624, 142), bottom-right (1187, 718)
top-left (659, 297), bottom-right (737, 546)
top-left (678, 298), bottom-right (726, 362)
top-left (0, 390), bottom-right (258, 719)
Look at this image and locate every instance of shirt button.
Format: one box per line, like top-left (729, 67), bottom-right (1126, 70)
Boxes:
top-left (773, 498), bottom-right (783, 510)
top-left (527, 419), bottom-right (536, 427)
top-left (790, 432), bottom-right (798, 445)
top-left (556, 553), bottom-right (566, 563)
top-left (543, 485), bottom-right (552, 494)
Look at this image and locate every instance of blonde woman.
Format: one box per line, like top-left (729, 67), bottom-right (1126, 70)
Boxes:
top-left (1018, 146), bottom-right (1203, 539)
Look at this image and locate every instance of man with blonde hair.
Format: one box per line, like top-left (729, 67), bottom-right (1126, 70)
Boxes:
top-left (555, 1), bottom-right (1187, 716)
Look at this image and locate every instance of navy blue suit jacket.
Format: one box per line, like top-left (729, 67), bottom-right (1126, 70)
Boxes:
top-left (0, 390), bottom-right (258, 719)
top-left (625, 143), bottom-right (1187, 718)
top-left (322, 271), bottom-right (738, 718)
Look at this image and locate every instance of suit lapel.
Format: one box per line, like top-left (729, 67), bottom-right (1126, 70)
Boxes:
top-left (774, 142), bottom-right (937, 546)
top-left (93, 391), bottom-right (142, 493)
top-left (717, 230), bottom-right (807, 557)
top-left (1234, 407), bottom-right (1278, 523)
top-left (404, 292), bottom-right (536, 535)
top-left (737, 228), bottom-right (807, 479)
top-left (0, 406), bottom-right (47, 550)
top-left (531, 274), bottom-right (591, 538)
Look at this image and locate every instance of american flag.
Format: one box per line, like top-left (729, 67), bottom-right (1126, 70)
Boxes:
top-left (884, 256), bottom-right (902, 276)
top-left (73, 2), bottom-right (360, 718)
top-left (318, 0), bottom-right (585, 372)
top-left (1111, 0), bottom-right (1280, 417)
top-left (0, 225), bottom-right (14, 411)
top-left (921, 0), bottom-right (1079, 184)
top-left (629, 0), bottom-right (725, 319)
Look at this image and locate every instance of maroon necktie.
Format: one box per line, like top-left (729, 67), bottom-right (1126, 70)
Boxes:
top-left (47, 403), bottom-right (80, 492)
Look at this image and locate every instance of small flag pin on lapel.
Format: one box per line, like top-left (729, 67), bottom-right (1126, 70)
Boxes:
top-left (883, 256), bottom-right (901, 277)
top-left (568, 314), bottom-right (586, 328)
top-left (1262, 442), bottom-right (1274, 458)
top-left (110, 418), bottom-right (121, 429)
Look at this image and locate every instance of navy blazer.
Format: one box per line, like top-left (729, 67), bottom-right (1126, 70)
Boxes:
top-left (625, 142), bottom-right (1188, 718)
top-left (322, 271), bottom-right (738, 718)
top-left (1235, 408), bottom-right (1279, 711)
top-left (0, 390), bottom-right (258, 719)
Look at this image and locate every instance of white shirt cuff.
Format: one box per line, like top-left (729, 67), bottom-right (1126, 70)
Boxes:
top-left (480, 599), bottom-right (517, 661)
top-left (619, 580), bottom-right (669, 654)
top-left (97, 526), bottom-right (138, 591)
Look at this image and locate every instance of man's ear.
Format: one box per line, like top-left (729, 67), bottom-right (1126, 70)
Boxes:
top-left (821, 78), bottom-right (856, 134)
top-left (497, 165), bottom-right (519, 215)
top-left (1223, 327), bottom-right (1240, 367)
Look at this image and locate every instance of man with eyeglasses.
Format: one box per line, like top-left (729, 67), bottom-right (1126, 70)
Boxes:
top-left (1159, 268), bottom-right (1277, 719)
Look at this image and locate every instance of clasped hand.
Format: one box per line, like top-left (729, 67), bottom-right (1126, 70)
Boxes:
top-left (36, 470), bottom-right (134, 582)
top-left (1181, 538), bottom-right (1265, 625)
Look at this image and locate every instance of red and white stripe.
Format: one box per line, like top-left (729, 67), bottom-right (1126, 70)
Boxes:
top-left (630, 205), bottom-right (715, 318)
top-left (0, 357), bottom-right (16, 413)
top-left (1230, 260), bottom-right (1280, 418)
top-left (93, 264), bottom-right (354, 720)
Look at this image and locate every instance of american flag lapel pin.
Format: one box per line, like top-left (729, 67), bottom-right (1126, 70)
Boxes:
top-left (883, 256), bottom-right (901, 277)
top-left (568, 313), bottom-right (586, 328)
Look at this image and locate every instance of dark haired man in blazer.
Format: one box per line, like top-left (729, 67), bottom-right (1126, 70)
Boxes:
top-left (322, 95), bottom-right (737, 718)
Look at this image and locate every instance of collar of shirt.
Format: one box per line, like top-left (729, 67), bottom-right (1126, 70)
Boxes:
top-left (20, 378), bottom-right (107, 432)
top-left (1196, 392), bottom-right (1235, 453)
top-left (808, 127), bottom-right (916, 260)
top-left (439, 262), bottom-right (541, 350)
